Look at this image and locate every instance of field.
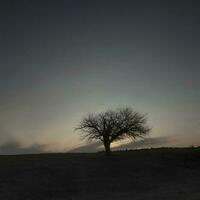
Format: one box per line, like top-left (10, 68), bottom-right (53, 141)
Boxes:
top-left (0, 148), bottom-right (200, 200)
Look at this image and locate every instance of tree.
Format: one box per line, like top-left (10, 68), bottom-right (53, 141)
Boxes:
top-left (75, 107), bottom-right (151, 156)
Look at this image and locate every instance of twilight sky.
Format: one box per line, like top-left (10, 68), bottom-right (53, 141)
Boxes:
top-left (0, 0), bottom-right (200, 154)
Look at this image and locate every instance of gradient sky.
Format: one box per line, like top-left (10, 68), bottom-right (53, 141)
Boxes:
top-left (0, 0), bottom-right (200, 153)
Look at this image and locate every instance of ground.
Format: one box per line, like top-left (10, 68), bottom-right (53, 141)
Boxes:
top-left (0, 148), bottom-right (200, 200)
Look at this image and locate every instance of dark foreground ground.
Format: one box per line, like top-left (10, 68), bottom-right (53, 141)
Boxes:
top-left (0, 148), bottom-right (200, 200)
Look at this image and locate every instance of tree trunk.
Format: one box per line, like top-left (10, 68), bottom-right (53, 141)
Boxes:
top-left (104, 141), bottom-right (111, 157)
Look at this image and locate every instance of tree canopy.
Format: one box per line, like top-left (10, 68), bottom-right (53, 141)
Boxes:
top-left (76, 107), bottom-right (151, 156)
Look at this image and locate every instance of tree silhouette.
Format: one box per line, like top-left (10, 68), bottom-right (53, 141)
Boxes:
top-left (76, 107), bottom-right (151, 156)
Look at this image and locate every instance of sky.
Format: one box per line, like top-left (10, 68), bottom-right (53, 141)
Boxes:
top-left (0, 0), bottom-right (200, 154)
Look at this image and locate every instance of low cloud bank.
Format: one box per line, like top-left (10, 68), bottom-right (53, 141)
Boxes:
top-left (70, 135), bottom-right (200, 153)
top-left (0, 134), bottom-right (199, 154)
top-left (0, 141), bottom-right (47, 155)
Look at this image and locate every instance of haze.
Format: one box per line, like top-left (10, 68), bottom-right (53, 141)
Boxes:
top-left (0, 0), bottom-right (200, 154)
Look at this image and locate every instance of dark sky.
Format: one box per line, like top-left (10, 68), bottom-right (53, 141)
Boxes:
top-left (0, 0), bottom-right (200, 153)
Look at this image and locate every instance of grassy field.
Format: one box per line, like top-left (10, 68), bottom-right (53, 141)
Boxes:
top-left (0, 147), bottom-right (200, 200)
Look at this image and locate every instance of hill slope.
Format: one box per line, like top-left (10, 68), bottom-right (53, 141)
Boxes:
top-left (0, 148), bottom-right (200, 200)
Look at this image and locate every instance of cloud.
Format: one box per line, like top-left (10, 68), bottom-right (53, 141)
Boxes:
top-left (1, 134), bottom-right (199, 154)
top-left (69, 137), bottom-right (171, 153)
top-left (0, 141), bottom-right (47, 155)
top-left (69, 135), bottom-right (200, 153)
top-left (69, 141), bottom-right (102, 153)
top-left (113, 136), bottom-right (175, 150)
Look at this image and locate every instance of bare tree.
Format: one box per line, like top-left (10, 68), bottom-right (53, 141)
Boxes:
top-left (75, 107), bottom-right (151, 156)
